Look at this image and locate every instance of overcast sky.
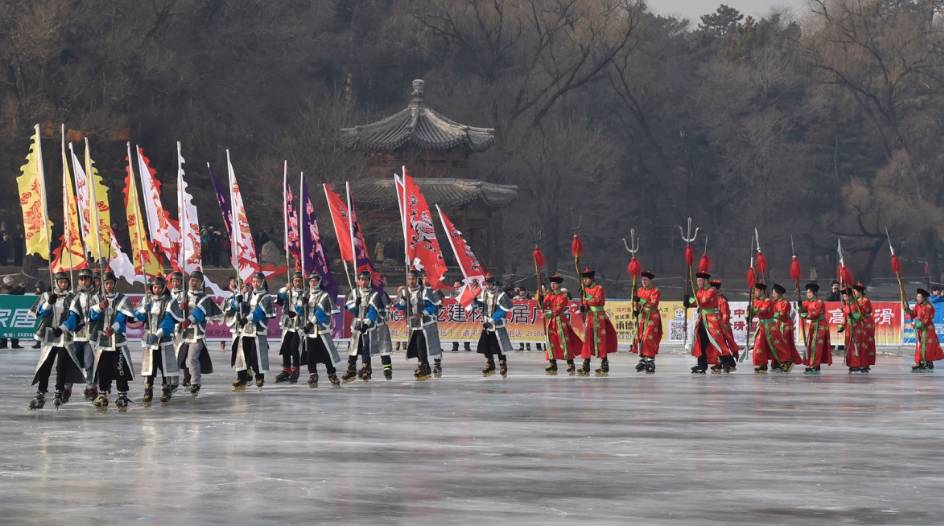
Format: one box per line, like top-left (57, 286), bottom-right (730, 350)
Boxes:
top-left (649, 0), bottom-right (809, 21)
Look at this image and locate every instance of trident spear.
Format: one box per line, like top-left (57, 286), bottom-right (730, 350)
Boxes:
top-left (886, 228), bottom-right (917, 362)
top-left (570, 210), bottom-right (585, 302)
top-left (740, 236), bottom-right (756, 364)
top-left (837, 238), bottom-right (858, 365)
top-left (752, 228), bottom-right (781, 368)
top-left (622, 230), bottom-right (641, 352)
top-left (790, 235), bottom-right (809, 364)
top-left (678, 217), bottom-right (699, 337)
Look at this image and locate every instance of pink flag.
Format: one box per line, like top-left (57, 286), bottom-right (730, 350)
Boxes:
top-left (436, 205), bottom-right (486, 307)
top-left (395, 167), bottom-right (448, 289)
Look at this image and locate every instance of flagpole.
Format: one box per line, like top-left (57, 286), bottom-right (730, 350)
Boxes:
top-left (225, 150), bottom-right (242, 292)
top-left (395, 169), bottom-right (410, 283)
top-left (436, 205), bottom-right (468, 279)
top-left (282, 161), bottom-right (291, 306)
top-left (85, 138), bottom-right (106, 299)
top-left (61, 124), bottom-right (75, 283)
top-left (299, 171), bottom-right (308, 326)
top-left (322, 184), bottom-right (353, 292)
top-left (345, 181), bottom-right (356, 282)
top-left (176, 141), bottom-right (189, 319)
top-left (129, 143), bottom-right (148, 284)
top-left (34, 124), bottom-right (54, 286)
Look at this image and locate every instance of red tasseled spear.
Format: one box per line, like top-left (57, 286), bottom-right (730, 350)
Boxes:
top-left (532, 245), bottom-right (545, 269)
top-left (571, 233), bottom-right (584, 299)
top-left (627, 256), bottom-right (642, 278)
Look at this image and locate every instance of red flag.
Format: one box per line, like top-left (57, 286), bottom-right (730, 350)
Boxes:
top-left (837, 265), bottom-right (853, 286)
top-left (627, 256), bottom-right (641, 278)
top-left (746, 267), bottom-right (756, 287)
top-left (397, 169), bottom-right (448, 288)
top-left (323, 183), bottom-right (353, 263)
top-left (698, 253), bottom-right (711, 273)
top-left (437, 205), bottom-right (486, 308)
top-left (789, 256), bottom-right (801, 282)
top-left (571, 234), bottom-right (583, 259)
top-left (532, 246), bottom-right (545, 269)
top-left (891, 254), bottom-right (901, 274)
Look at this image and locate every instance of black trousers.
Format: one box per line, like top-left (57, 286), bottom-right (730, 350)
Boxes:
top-left (35, 348), bottom-right (69, 393)
top-left (476, 331), bottom-right (506, 360)
top-left (407, 331), bottom-right (429, 365)
top-left (98, 351), bottom-right (131, 393)
top-left (696, 323), bottom-right (710, 369)
top-left (237, 336), bottom-right (264, 382)
top-left (280, 332), bottom-right (301, 369)
top-left (303, 338), bottom-right (336, 375)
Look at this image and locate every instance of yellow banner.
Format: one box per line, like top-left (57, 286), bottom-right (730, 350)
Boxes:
top-left (52, 144), bottom-right (88, 272)
top-left (124, 154), bottom-right (162, 276)
top-left (85, 140), bottom-right (112, 259)
top-left (16, 125), bottom-right (51, 260)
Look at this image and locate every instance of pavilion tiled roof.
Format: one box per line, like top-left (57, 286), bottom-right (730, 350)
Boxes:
top-left (351, 178), bottom-right (517, 210)
top-left (341, 79), bottom-right (496, 153)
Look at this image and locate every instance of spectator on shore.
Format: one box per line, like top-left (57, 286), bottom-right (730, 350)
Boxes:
top-left (930, 285), bottom-right (944, 304)
top-left (0, 232), bottom-right (9, 265)
top-left (12, 225), bottom-right (24, 266)
top-left (826, 280), bottom-right (841, 301)
top-left (0, 276), bottom-right (23, 349)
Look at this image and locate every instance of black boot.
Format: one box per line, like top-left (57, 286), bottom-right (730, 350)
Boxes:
top-left (143, 384), bottom-right (154, 403)
top-left (482, 358), bottom-right (496, 376)
top-left (710, 364), bottom-right (722, 374)
top-left (635, 359), bottom-right (647, 372)
top-left (755, 366), bottom-right (768, 375)
top-left (499, 356), bottom-right (508, 378)
top-left (160, 384), bottom-right (172, 404)
top-left (189, 384), bottom-right (201, 395)
top-left (595, 357), bottom-right (609, 377)
top-left (308, 373), bottom-right (319, 388)
top-left (181, 370), bottom-right (191, 387)
top-left (82, 385), bottom-right (96, 401)
top-left (275, 368), bottom-right (291, 383)
top-left (691, 365), bottom-right (707, 374)
top-left (255, 374), bottom-right (265, 388)
top-left (328, 374), bottom-right (341, 387)
top-left (416, 362), bottom-right (432, 381)
top-left (289, 368), bottom-right (300, 384)
top-left (433, 359), bottom-right (442, 378)
top-left (53, 389), bottom-right (64, 409)
top-left (546, 360), bottom-right (558, 375)
top-left (382, 356), bottom-right (393, 380)
top-left (359, 364), bottom-right (372, 382)
top-left (232, 374), bottom-right (248, 391)
top-left (578, 359), bottom-right (591, 376)
top-left (341, 357), bottom-right (358, 383)
top-left (28, 391), bottom-right (45, 410)
top-left (645, 358), bottom-right (656, 374)
top-left (115, 392), bottom-right (129, 409)
top-left (566, 360), bottom-right (576, 375)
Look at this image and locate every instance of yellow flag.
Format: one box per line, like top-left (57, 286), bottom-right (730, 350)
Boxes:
top-left (85, 138), bottom-right (112, 259)
top-left (124, 144), bottom-right (162, 276)
top-left (16, 125), bottom-right (52, 260)
top-left (52, 128), bottom-right (88, 272)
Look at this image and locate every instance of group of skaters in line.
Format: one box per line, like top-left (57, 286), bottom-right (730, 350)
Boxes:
top-left (24, 262), bottom-right (944, 410)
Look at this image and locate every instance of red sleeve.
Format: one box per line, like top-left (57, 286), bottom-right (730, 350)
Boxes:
top-left (584, 286), bottom-right (605, 307)
top-left (917, 304), bottom-right (934, 325)
top-left (649, 288), bottom-right (661, 308)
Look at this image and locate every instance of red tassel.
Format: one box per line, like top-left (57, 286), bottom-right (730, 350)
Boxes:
top-left (837, 265), bottom-right (853, 286)
top-left (756, 251), bottom-right (768, 275)
top-left (746, 267), bottom-right (756, 287)
top-left (891, 254), bottom-right (901, 274)
top-left (570, 234), bottom-right (583, 259)
top-left (684, 245), bottom-right (694, 266)
top-left (698, 253), bottom-right (711, 273)
top-left (627, 256), bottom-right (642, 278)
top-left (789, 256), bottom-right (801, 282)
top-left (532, 246), bottom-right (545, 269)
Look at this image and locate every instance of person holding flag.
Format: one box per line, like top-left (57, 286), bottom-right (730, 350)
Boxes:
top-left (343, 270), bottom-right (392, 382)
top-left (474, 275), bottom-right (513, 377)
top-left (798, 282), bottom-right (832, 374)
top-left (88, 271), bottom-right (135, 410)
top-left (135, 275), bottom-right (183, 404)
top-left (28, 273), bottom-right (85, 410)
top-left (302, 273), bottom-right (341, 388)
top-left (275, 272), bottom-right (306, 384)
top-left (541, 272), bottom-right (580, 376)
top-left (229, 272), bottom-right (276, 390)
top-left (395, 269), bottom-right (443, 381)
top-left (633, 271), bottom-right (662, 374)
top-left (174, 271), bottom-right (221, 395)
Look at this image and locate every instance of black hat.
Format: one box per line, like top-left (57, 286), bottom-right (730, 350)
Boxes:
top-left (853, 282), bottom-right (866, 292)
top-left (580, 266), bottom-right (595, 279)
top-left (169, 271), bottom-right (183, 280)
top-left (102, 271), bottom-right (117, 283)
top-left (53, 271), bottom-right (70, 281)
top-left (641, 271), bottom-right (655, 280)
top-left (695, 272), bottom-right (711, 279)
top-left (917, 288), bottom-right (930, 297)
top-left (548, 272), bottom-right (564, 284)
top-left (150, 275), bottom-right (166, 285)
top-left (709, 279), bottom-right (721, 288)
top-left (357, 270), bottom-right (372, 280)
top-left (484, 274), bottom-right (497, 285)
top-left (754, 283), bottom-right (767, 291)
top-left (292, 271), bottom-right (304, 279)
top-left (308, 273), bottom-right (321, 281)
top-left (77, 269), bottom-right (93, 279)
top-left (772, 283), bottom-right (786, 295)
top-left (805, 282), bottom-right (820, 293)
top-left (189, 270), bottom-right (205, 282)
top-left (841, 287), bottom-right (853, 295)
top-left (253, 271), bottom-right (267, 281)
top-left (408, 269), bottom-right (421, 278)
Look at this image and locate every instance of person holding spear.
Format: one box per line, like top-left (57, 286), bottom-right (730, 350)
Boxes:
top-left (633, 270), bottom-right (662, 374)
top-left (797, 282), bottom-right (832, 374)
top-left (888, 230), bottom-right (944, 371)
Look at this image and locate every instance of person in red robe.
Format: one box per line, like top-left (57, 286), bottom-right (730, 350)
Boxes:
top-left (540, 273), bottom-right (580, 375)
top-left (686, 272), bottom-right (738, 374)
top-left (904, 288), bottom-right (944, 371)
top-left (771, 283), bottom-right (803, 372)
top-left (632, 271), bottom-right (662, 374)
top-left (852, 283), bottom-right (877, 369)
top-left (578, 267), bottom-right (617, 376)
top-left (798, 282), bottom-right (832, 374)
top-left (751, 283), bottom-right (791, 374)
top-left (710, 279), bottom-right (740, 371)
top-left (839, 287), bottom-right (871, 374)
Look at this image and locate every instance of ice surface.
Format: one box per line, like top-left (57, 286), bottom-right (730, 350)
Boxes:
top-left (1, 345), bottom-right (942, 525)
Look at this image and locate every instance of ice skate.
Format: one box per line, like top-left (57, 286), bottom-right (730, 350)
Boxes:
top-left (383, 368), bottom-right (392, 381)
top-left (645, 359), bottom-right (656, 374)
top-left (308, 373), bottom-right (318, 388)
top-left (565, 360), bottom-right (576, 376)
top-left (28, 391), bottom-right (45, 410)
top-left (433, 361), bottom-right (442, 378)
top-left (782, 361), bottom-right (794, 373)
top-left (189, 384), bottom-right (201, 396)
top-left (482, 360), bottom-right (496, 377)
top-left (416, 363), bottom-right (432, 381)
top-left (62, 385), bottom-right (72, 404)
top-left (861, 366), bottom-right (871, 374)
top-left (328, 374), bottom-right (341, 387)
top-left (709, 364), bottom-right (722, 374)
top-left (181, 371), bottom-right (191, 388)
top-left (143, 385), bottom-right (154, 404)
top-left (691, 365), bottom-right (706, 374)
top-left (545, 361), bottom-right (558, 375)
top-left (83, 385), bottom-right (96, 401)
top-left (93, 393), bottom-right (109, 409)
top-left (358, 366), bottom-right (372, 382)
top-left (53, 389), bottom-right (64, 409)
top-left (275, 369), bottom-right (291, 383)
top-left (232, 379), bottom-right (248, 392)
top-left (499, 358), bottom-right (508, 378)
top-left (160, 384), bottom-right (172, 404)
top-left (341, 367), bottom-right (358, 383)
top-left (594, 358), bottom-right (609, 377)
top-left (635, 359), bottom-right (647, 373)
top-left (927, 362), bottom-right (934, 370)
top-left (289, 368), bottom-right (300, 384)
top-left (115, 393), bottom-right (129, 410)
top-left (255, 376), bottom-right (265, 388)
top-left (754, 366), bottom-right (768, 375)
top-left (848, 367), bottom-right (859, 374)
top-left (912, 362), bottom-right (930, 373)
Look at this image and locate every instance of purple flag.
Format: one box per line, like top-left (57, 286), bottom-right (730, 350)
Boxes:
top-left (301, 178), bottom-right (338, 299)
top-left (207, 164), bottom-right (232, 239)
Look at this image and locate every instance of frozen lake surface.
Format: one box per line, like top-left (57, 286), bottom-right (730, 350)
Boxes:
top-left (1, 345), bottom-right (942, 525)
